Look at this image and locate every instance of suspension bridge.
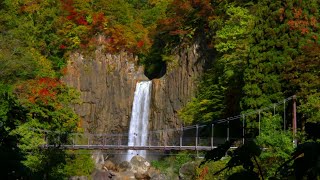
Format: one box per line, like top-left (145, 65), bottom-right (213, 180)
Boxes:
top-left (33, 96), bottom-right (297, 151)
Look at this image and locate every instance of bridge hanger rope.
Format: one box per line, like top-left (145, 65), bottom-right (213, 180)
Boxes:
top-left (29, 96), bottom-right (295, 136)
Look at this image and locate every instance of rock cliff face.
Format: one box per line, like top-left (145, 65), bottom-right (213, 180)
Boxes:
top-left (150, 42), bottom-right (207, 144)
top-left (63, 49), bottom-right (148, 134)
top-left (63, 41), bottom-right (207, 138)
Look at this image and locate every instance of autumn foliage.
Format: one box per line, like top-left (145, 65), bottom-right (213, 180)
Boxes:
top-left (159, 0), bottom-right (215, 40)
top-left (15, 77), bottom-right (64, 105)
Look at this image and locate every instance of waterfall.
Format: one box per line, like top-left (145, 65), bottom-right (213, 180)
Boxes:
top-left (126, 81), bottom-right (152, 161)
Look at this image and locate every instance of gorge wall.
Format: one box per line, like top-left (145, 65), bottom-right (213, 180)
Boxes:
top-left (63, 49), bottom-right (148, 134)
top-left (63, 40), bottom-right (209, 136)
top-left (150, 42), bottom-right (208, 143)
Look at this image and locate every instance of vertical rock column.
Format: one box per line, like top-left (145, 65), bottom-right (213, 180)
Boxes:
top-left (63, 50), bottom-right (148, 136)
top-left (150, 42), bottom-right (208, 146)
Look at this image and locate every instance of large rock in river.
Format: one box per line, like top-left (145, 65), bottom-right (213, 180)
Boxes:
top-left (130, 155), bottom-right (151, 174)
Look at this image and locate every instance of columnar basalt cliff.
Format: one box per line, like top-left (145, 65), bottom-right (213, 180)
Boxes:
top-left (63, 41), bottom-right (208, 137)
top-left (149, 42), bottom-right (207, 144)
top-left (63, 49), bottom-right (148, 134)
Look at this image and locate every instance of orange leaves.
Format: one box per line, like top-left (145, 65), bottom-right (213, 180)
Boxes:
top-left (198, 166), bottom-right (209, 180)
top-left (287, 19), bottom-right (309, 30)
top-left (285, 7), bottom-right (318, 35)
top-left (293, 8), bottom-right (302, 19)
top-left (309, 16), bottom-right (317, 28)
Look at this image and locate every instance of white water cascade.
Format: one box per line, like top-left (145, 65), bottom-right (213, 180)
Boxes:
top-left (126, 81), bottom-right (152, 161)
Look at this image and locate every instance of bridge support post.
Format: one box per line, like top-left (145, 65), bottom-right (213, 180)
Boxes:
top-left (292, 95), bottom-right (297, 147)
top-left (211, 124), bottom-right (214, 149)
top-left (284, 100), bottom-right (286, 131)
top-left (45, 132), bottom-right (48, 148)
top-left (259, 111), bottom-right (261, 135)
top-left (58, 133), bottom-right (60, 147)
top-left (195, 124), bottom-right (198, 150)
top-left (72, 135), bottom-right (74, 148)
top-left (180, 124), bottom-right (183, 149)
top-left (148, 132), bottom-right (151, 148)
top-left (75, 134), bottom-right (77, 146)
top-left (88, 134), bottom-right (90, 148)
top-left (164, 125), bottom-right (167, 147)
top-left (242, 115), bottom-right (245, 145)
top-left (227, 121), bottom-right (230, 141)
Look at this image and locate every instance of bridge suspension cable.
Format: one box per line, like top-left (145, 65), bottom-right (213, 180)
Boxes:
top-left (28, 96), bottom-right (295, 150)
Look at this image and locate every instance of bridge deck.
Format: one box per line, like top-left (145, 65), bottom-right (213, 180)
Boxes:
top-left (43, 145), bottom-right (239, 151)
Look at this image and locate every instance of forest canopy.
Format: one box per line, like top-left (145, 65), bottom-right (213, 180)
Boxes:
top-left (0, 0), bottom-right (319, 179)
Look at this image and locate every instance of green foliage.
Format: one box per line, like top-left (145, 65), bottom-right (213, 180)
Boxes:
top-left (275, 122), bottom-right (320, 179)
top-left (1, 0), bottom-right (320, 178)
top-left (197, 157), bottom-right (244, 180)
top-left (64, 150), bottom-right (95, 177)
top-left (200, 141), bottom-right (263, 180)
top-left (178, 4), bottom-right (255, 125)
top-left (151, 151), bottom-right (193, 178)
top-left (255, 115), bottom-right (294, 178)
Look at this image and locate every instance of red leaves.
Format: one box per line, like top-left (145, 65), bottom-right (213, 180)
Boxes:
top-left (76, 16), bottom-right (88, 25)
top-left (60, 0), bottom-right (88, 26)
top-left (15, 77), bottom-right (63, 105)
top-left (137, 40), bottom-right (144, 48)
top-left (60, 44), bottom-right (67, 49)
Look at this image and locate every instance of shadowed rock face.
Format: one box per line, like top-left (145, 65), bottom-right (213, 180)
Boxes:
top-left (149, 42), bottom-right (208, 144)
top-left (63, 40), bottom-right (208, 139)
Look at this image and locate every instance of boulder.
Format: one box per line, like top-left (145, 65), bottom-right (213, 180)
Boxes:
top-left (118, 161), bottom-right (132, 172)
top-left (134, 172), bottom-right (150, 180)
top-left (146, 167), bottom-right (159, 179)
top-left (179, 161), bottom-right (198, 180)
top-left (92, 151), bottom-right (105, 170)
top-left (130, 155), bottom-right (151, 174)
top-left (113, 171), bottom-right (136, 180)
top-left (150, 174), bottom-right (168, 180)
top-left (104, 160), bottom-right (118, 172)
top-left (92, 169), bottom-right (116, 180)
top-left (69, 176), bottom-right (88, 180)
top-left (147, 167), bottom-right (169, 180)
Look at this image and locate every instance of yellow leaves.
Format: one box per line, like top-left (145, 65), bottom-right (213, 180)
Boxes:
top-left (30, 48), bottom-right (55, 77)
top-left (20, 0), bottom-right (50, 13)
top-left (149, 0), bottom-right (173, 6)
